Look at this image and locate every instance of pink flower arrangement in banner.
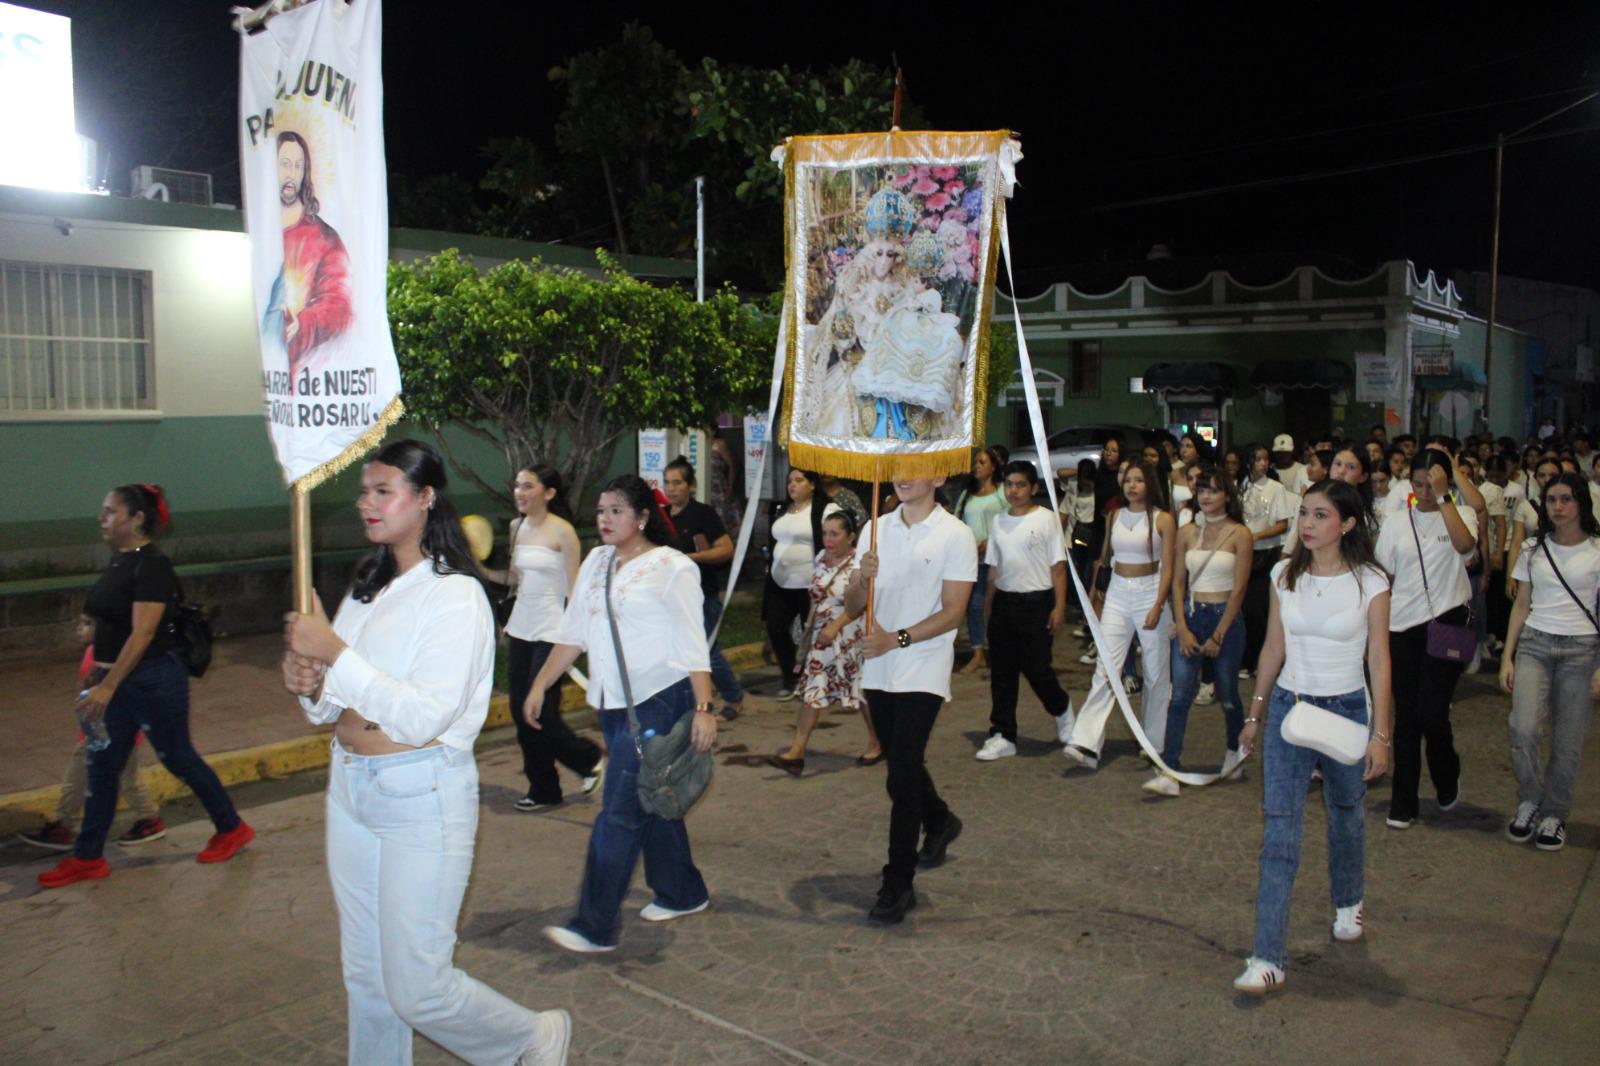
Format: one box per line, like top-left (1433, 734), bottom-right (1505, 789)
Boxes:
top-left (888, 170), bottom-right (913, 188)
top-left (931, 166), bottom-right (959, 181)
top-left (925, 191), bottom-right (951, 212)
top-left (911, 177), bottom-right (940, 197)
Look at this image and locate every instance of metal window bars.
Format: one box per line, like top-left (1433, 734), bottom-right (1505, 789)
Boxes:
top-left (0, 261), bottom-right (153, 413)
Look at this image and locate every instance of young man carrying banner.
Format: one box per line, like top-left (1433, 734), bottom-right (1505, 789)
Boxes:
top-left (844, 477), bottom-right (977, 924)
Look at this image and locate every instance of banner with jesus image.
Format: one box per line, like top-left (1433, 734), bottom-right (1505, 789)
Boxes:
top-left (239, 0), bottom-right (402, 488)
top-left (776, 131), bottom-right (1020, 479)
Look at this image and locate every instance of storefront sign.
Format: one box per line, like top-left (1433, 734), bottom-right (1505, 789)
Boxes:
top-left (1355, 353), bottom-right (1401, 404)
top-left (1413, 348), bottom-right (1455, 376)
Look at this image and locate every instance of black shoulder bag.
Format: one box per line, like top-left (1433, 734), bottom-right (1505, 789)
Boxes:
top-left (605, 554), bottom-right (713, 820)
top-left (137, 553), bottom-right (212, 677)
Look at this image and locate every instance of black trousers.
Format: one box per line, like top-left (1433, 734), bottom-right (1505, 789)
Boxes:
top-left (1487, 568), bottom-right (1511, 642)
top-left (1388, 622), bottom-right (1464, 821)
top-left (508, 637), bottom-right (602, 804)
top-left (764, 579), bottom-right (812, 682)
top-left (988, 590), bottom-right (1071, 741)
top-left (866, 689), bottom-right (952, 892)
top-left (1242, 549), bottom-right (1277, 671)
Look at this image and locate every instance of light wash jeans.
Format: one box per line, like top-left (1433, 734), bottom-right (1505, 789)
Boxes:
top-left (327, 741), bottom-right (543, 1065)
top-left (1161, 600), bottom-right (1244, 769)
top-left (1068, 571), bottom-right (1172, 756)
top-left (1510, 627), bottom-right (1600, 820)
top-left (1251, 686), bottom-right (1367, 969)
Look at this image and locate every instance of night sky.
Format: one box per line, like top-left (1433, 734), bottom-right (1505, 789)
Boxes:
top-left (31, 0), bottom-right (1600, 296)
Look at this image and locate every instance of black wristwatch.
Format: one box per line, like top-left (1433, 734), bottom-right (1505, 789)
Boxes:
top-left (896, 629), bottom-right (912, 648)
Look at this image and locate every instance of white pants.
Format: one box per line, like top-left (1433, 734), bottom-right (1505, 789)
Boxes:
top-left (327, 741), bottom-right (541, 1065)
top-left (1069, 572), bottom-right (1173, 755)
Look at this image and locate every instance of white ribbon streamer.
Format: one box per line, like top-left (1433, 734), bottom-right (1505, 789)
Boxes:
top-left (999, 220), bottom-right (1226, 788)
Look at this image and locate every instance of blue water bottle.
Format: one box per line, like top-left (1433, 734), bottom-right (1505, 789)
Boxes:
top-left (77, 691), bottom-right (111, 753)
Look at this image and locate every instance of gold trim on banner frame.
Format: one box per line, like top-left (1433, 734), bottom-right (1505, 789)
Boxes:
top-left (776, 129), bottom-right (1015, 481)
top-left (290, 395), bottom-right (406, 493)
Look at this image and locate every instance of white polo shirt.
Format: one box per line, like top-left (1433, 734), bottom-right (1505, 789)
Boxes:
top-left (857, 504), bottom-right (978, 698)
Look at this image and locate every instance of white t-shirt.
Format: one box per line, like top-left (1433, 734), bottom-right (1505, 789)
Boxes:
top-left (1279, 491), bottom-right (1305, 557)
top-left (1276, 462), bottom-right (1308, 495)
top-left (1374, 505), bottom-right (1478, 631)
top-left (1242, 477), bottom-right (1296, 551)
top-left (856, 505), bottom-right (978, 698)
top-left (1512, 497), bottom-right (1539, 535)
top-left (1512, 536), bottom-right (1600, 636)
top-left (771, 503), bottom-right (839, 588)
top-left (987, 506), bottom-right (1067, 593)
top-left (559, 545), bottom-right (710, 708)
top-left (1272, 560), bottom-right (1390, 697)
top-left (301, 564), bottom-right (495, 751)
top-left (1479, 481), bottom-right (1505, 558)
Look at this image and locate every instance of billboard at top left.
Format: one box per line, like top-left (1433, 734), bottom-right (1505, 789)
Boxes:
top-left (0, 2), bottom-right (82, 191)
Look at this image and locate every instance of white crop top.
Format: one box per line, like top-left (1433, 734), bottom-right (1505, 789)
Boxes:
top-left (1186, 548), bottom-right (1237, 594)
top-left (1273, 561), bottom-right (1390, 696)
top-left (1110, 509), bottom-right (1161, 564)
top-left (504, 543), bottom-right (566, 642)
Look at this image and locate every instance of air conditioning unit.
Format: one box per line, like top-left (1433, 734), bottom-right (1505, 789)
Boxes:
top-left (130, 165), bottom-right (213, 206)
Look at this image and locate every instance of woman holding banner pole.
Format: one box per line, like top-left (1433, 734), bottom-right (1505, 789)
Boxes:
top-left (283, 440), bottom-right (570, 1064)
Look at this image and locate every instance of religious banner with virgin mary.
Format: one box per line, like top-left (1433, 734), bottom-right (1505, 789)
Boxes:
top-left (776, 131), bottom-right (1020, 479)
top-left (238, 0), bottom-right (403, 489)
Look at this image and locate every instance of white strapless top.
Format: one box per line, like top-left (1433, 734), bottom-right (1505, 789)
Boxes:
top-left (505, 543), bottom-right (566, 642)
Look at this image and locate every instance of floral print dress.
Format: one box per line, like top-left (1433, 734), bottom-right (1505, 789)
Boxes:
top-left (801, 550), bottom-right (865, 710)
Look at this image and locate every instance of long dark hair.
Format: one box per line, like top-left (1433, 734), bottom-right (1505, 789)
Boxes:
top-left (1190, 463), bottom-right (1243, 524)
top-left (958, 445), bottom-right (1006, 519)
top-left (1116, 458), bottom-right (1166, 562)
top-left (779, 468), bottom-right (829, 550)
top-left (598, 474), bottom-right (675, 546)
top-left (113, 482), bottom-right (171, 538)
top-left (1332, 446), bottom-right (1376, 522)
top-left (515, 463), bottom-right (574, 524)
top-left (1278, 480), bottom-right (1384, 594)
top-left (351, 440), bottom-right (482, 603)
top-left (1534, 472), bottom-right (1600, 549)
top-left (1180, 431), bottom-right (1214, 466)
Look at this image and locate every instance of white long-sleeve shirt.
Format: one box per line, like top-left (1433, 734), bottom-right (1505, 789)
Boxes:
top-left (559, 544), bottom-right (711, 708)
top-left (300, 562), bottom-right (495, 750)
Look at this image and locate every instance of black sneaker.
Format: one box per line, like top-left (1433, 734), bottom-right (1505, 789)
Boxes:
top-left (19, 821), bottom-right (75, 851)
top-left (917, 813), bottom-right (963, 870)
top-left (514, 796), bottom-right (562, 813)
top-left (1534, 816), bottom-right (1567, 852)
top-left (1437, 779), bottom-right (1461, 812)
top-left (1506, 801), bottom-right (1539, 844)
top-left (868, 885), bottom-right (917, 924)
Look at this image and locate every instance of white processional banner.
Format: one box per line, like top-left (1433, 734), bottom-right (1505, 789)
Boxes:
top-left (239, 0), bottom-right (402, 488)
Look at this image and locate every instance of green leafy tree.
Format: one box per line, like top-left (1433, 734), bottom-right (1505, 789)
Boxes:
top-left (388, 251), bottom-right (774, 509)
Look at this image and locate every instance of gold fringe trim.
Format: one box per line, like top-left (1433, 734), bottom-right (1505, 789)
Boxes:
top-left (290, 395), bottom-right (406, 493)
top-left (787, 440), bottom-right (973, 482)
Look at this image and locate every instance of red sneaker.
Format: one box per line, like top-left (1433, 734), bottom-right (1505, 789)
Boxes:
top-left (38, 856), bottom-right (111, 888)
top-left (196, 821), bottom-right (254, 864)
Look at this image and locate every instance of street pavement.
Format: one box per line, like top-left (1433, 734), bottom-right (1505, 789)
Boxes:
top-left (1, 632), bottom-right (1596, 1064)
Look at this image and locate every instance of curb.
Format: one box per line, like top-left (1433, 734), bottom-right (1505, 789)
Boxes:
top-left (0, 641), bottom-right (771, 838)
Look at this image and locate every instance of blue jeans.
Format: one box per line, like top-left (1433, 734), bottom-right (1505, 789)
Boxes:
top-left (965, 562), bottom-right (989, 648)
top-left (77, 652), bottom-right (240, 859)
top-left (1161, 601), bottom-right (1244, 768)
top-left (1251, 685), bottom-right (1367, 968)
top-left (703, 595), bottom-right (744, 705)
top-left (1510, 627), bottom-right (1600, 820)
top-left (569, 678), bottom-right (709, 946)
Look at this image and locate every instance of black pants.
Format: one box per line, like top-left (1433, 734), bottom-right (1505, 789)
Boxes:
top-left (1388, 622), bottom-right (1465, 821)
top-left (1242, 549), bottom-right (1277, 671)
top-left (764, 579), bottom-right (812, 682)
top-left (508, 637), bottom-right (602, 804)
top-left (1487, 568), bottom-right (1511, 642)
top-left (866, 689), bottom-right (952, 893)
top-left (988, 590), bottom-right (1071, 741)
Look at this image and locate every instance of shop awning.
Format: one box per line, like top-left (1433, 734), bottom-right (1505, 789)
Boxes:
top-left (1142, 362), bottom-right (1240, 394)
top-left (1249, 358), bottom-right (1353, 390)
top-left (1416, 362), bottom-right (1488, 390)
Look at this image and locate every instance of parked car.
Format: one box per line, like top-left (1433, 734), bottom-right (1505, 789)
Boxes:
top-left (1043, 424), bottom-right (1165, 489)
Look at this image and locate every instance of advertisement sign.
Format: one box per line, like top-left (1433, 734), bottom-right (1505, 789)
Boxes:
top-left (1413, 348), bottom-right (1455, 376)
top-left (0, 3), bottom-right (80, 191)
top-left (1355, 352), bottom-right (1401, 404)
top-left (743, 413), bottom-right (770, 500)
top-left (638, 428), bottom-right (669, 490)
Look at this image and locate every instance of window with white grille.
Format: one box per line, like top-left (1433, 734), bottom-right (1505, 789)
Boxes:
top-left (1, 262), bottom-right (154, 414)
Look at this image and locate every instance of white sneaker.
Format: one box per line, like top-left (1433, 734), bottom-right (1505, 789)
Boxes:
top-left (640, 899), bottom-right (709, 922)
top-left (975, 735), bottom-right (1018, 761)
top-left (1194, 682), bottom-right (1216, 706)
top-left (517, 1008), bottom-right (573, 1066)
top-left (1141, 774), bottom-right (1180, 797)
top-left (1237, 668), bottom-right (1252, 680)
top-left (1507, 800), bottom-right (1540, 844)
top-left (1232, 957), bottom-right (1285, 996)
top-left (1465, 647), bottom-right (1482, 674)
top-left (1078, 647), bottom-right (1098, 665)
top-left (543, 925), bottom-right (614, 954)
top-left (1071, 624), bottom-right (1088, 638)
top-left (1054, 702), bottom-right (1076, 744)
top-left (582, 761), bottom-right (604, 796)
top-left (1332, 901), bottom-right (1364, 943)
top-left (1220, 748), bottom-right (1246, 779)
top-left (1062, 745), bottom-right (1099, 770)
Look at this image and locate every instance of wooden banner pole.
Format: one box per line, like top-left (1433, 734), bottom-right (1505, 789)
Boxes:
top-left (866, 458), bottom-right (881, 636)
top-left (291, 483), bottom-right (313, 614)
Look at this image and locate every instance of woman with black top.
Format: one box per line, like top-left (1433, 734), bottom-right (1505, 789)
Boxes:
top-left (39, 484), bottom-right (252, 888)
top-left (1373, 449), bottom-right (1478, 830)
top-left (765, 469), bottom-right (837, 697)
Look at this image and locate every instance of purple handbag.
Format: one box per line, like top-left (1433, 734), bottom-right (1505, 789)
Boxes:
top-left (1408, 510), bottom-right (1476, 664)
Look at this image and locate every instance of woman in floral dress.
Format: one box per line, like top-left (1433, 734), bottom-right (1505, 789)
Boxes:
top-left (767, 511), bottom-right (882, 774)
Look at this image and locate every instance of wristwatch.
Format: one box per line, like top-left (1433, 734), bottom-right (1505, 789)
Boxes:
top-left (896, 629), bottom-right (912, 648)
